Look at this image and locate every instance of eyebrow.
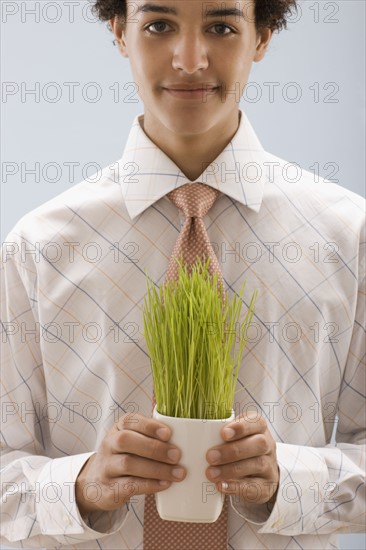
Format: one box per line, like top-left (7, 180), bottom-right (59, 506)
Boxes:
top-left (135, 3), bottom-right (245, 19)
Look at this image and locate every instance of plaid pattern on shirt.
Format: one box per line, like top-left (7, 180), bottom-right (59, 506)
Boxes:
top-left (1, 110), bottom-right (365, 549)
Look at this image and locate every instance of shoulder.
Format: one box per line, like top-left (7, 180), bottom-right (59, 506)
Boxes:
top-left (263, 151), bottom-right (365, 235)
top-left (4, 163), bottom-right (126, 247)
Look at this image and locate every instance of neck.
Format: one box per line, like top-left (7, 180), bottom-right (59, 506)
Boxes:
top-left (140, 110), bottom-right (241, 182)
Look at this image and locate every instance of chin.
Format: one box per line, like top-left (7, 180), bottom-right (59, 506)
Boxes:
top-left (163, 107), bottom-right (217, 130)
top-left (166, 118), bottom-right (213, 136)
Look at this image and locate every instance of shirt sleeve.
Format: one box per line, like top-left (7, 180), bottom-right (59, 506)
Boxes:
top-left (231, 233), bottom-right (366, 535)
top-left (0, 232), bottom-right (129, 548)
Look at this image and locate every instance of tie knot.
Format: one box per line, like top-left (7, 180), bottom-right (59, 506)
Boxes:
top-left (167, 183), bottom-right (220, 218)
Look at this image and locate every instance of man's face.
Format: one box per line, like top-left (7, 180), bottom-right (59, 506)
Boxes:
top-left (113, 0), bottom-right (271, 136)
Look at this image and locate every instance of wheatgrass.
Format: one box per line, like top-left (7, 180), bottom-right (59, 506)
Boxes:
top-left (143, 256), bottom-right (257, 419)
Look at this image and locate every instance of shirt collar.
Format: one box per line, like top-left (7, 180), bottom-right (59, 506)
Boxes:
top-left (118, 109), bottom-right (268, 220)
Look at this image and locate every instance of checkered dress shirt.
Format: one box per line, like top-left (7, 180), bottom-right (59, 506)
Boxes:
top-left (1, 110), bottom-right (365, 549)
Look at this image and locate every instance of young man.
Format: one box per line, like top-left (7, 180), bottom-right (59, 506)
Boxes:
top-left (1, 1), bottom-right (365, 549)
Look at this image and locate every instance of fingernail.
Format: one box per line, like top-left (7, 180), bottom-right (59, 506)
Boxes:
top-left (209, 467), bottom-right (221, 479)
top-left (167, 449), bottom-right (179, 462)
top-left (159, 480), bottom-right (170, 487)
top-left (221, 482), bottom-right (229, 490)
top-left (223, 428), bottom-right (235, 439)
top-left (156, 428), bottom-right (169, 440)
top-left (172, 467), bottom-right (185, 480)
top-left (207, 450), bottom-right (221, 463)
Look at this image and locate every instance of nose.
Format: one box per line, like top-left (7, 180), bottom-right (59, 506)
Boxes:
top-left (172, 32), bottom-right (209, 73)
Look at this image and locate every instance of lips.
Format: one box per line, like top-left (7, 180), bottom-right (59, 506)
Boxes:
top-left (163, 83), bottom-right (219, 91)
top-left (162, 86), bottom-right (220, 100)
top-left (165, 87), bottom-right (217, 91)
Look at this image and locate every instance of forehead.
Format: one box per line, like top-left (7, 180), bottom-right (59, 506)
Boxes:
top-left (126, 0), bottom-right (254, 19)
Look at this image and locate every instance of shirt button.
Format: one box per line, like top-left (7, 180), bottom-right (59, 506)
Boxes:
top-left (63, 514), bottom-right (71, 525)
top-left (271, 519), bottom-right (282, 528)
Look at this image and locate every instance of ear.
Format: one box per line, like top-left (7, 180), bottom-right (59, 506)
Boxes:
top-left (253, 27), bottom-right (272, 62)
top-left (110, 16), bottom-right (128, 58)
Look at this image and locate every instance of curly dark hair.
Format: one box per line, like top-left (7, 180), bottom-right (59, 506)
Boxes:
top-left (90, 0), bottom-right (298, 38)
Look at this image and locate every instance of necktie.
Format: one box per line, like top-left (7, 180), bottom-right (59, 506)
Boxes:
top-left (143, 182), bottom-right (229, 550)
top-left (165, 182), bottom-right (224, 290)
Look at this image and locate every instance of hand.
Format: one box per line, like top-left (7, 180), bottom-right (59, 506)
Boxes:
top-left (205, 413), bottom-right (279, 505)
top-left (75, 413), bottom-right (187, 516)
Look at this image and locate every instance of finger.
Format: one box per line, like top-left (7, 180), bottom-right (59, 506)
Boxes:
top-left (100, 477), bottom-right (173, 507)
top-left (207, 433), bottom-right (271, 465)
top-left (115, 413), bottom-right (172, 442)
top-left (106, 454), bottom-right (187, 482)
top-left (220, 414), bottom-right (267, 442)
top-left (113, 476), bottom-right (174, 501)
top-left (206, 454), bottom-right (272, 482)
top-left (112, 429), bottom-right (182, 464)
top-left (218, 477), bottom-right (276, 504)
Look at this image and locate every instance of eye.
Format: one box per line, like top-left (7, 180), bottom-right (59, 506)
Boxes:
top-left (209, 24), bottom-right (236, 35)
top-left (145, 21), bottom-right (171, 34)
top-left (145, 21), bottom-right (235, 36)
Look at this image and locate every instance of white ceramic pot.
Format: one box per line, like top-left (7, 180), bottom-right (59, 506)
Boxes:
top-left (153, 405), bottom-right (235, 523)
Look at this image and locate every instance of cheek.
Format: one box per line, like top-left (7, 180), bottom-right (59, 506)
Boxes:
top-left (214, 43), bottom-right (254, 76)
top-left (128, 52), bottom-right (159, 96)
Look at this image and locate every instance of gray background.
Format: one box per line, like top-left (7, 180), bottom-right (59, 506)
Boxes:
top-left (1, 0), bottom-right (365, 548)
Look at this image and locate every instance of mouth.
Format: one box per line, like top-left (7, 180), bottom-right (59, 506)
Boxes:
top-left (162, 87), bottom-right (220, 100)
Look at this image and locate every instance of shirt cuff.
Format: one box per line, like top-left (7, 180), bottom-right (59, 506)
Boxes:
top-left (230, 442), bottom-right (329, 535)
top-left (36, 452), bottom-right (128, 543)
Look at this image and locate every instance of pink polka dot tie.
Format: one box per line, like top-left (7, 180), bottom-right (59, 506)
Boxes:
top-left (164, 182), bottom-right (224, 289)
top-left (143, 183), bottom-right (229, 549)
